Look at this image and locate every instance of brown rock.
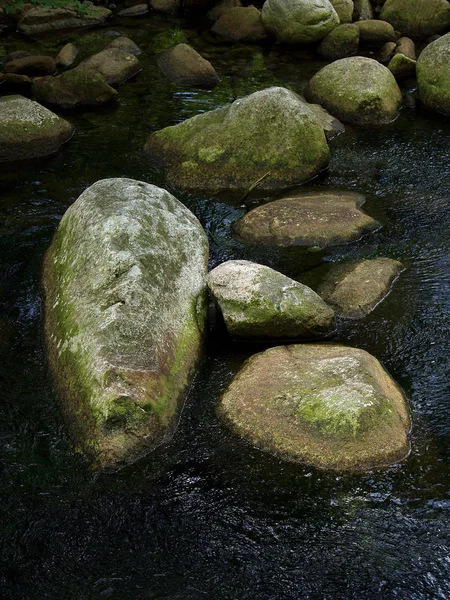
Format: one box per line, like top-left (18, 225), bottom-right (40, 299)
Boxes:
top-left (156, 43), bottom-right (220, 89)
top-left (5, 55), bottom-right (56, 76)
top-left (211, 6), bottom-right (268, 43)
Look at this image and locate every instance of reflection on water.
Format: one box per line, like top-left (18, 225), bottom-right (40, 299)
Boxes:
top-left (0, 17), bottom-right (449, 600)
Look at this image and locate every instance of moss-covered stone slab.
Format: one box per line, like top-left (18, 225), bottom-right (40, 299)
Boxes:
top-left (261, 0), bottom-right (340, 45)
top-left (304, 57), bottom-right (402, 125)
top-left (417, 33), bottom-right (450, 116)
top-left (0, 95), bottom-right (73, 162)
top-left (317, 258), bottom-right (404, 318)
top-left (208, 260), bottom-right (335, 340)
top-left (329, 0), bottom-right (354, 23)
top-left (18, 6), bottom-right (111, 36)
top-left (318, 23), bottom-right (360, 61)
top-left (43, 178), bottom-right (209, 469)
top-left (78, 47), bottom-right (141, 87)
top-left (33, 66), bottom-right (118, 110)
top-left (219, 344), bottom-right (411, 470)
top-left (145, 87), bottom-right (330, 194)
top-left (211, 6), bottom-right (268, 42)
top-left (233, 191), bottom-right (380, 248)
top-left (156, 43), bottom-right (220, 89)
top-left (380, 0), bottom-right (450, 39)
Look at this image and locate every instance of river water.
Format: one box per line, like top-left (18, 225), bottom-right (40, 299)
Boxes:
top-left (0, 16), bottom-right (449, 600)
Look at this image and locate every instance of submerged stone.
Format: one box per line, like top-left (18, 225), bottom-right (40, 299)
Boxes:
top-left (145, 87), bottom-right (330, 194)
top-left (43, 178), bottom-right (209, 469)
top-left (417, 33), bottom-right (450, 116)
top-left (317, 257), bottom-right (404, 318)
top-left (207, 260), bottom-right (335, 340)
top-left (233, 191), bottom-right (380, 248)
top-left (0, 95), bottom-right (73, 162)
top-left (219, 344), bottom-right (411, 470)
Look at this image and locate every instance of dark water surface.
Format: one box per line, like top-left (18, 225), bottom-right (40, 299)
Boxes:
top-left (0, 17), bottom-right (449, 600)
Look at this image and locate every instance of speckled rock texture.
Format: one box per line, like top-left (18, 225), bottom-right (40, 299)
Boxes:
top-left (329, 0), bottom-right (354, 23)
top-left (354, 20), bottom-right (397, 47)
top-left (5, 55), bottom-right (56, 76)
top-left (318, 24), bottom-right (360, 60)
top-left (43, 178), bottom-right (209, 469)
top-left (55, 43), bottom-right (79, 68)
top-left (262, 0), bottom-right (340, 44)
top-left (0, 95), bottom-right (73, 162)
top-left (304, 57), bottom-right (402, 125)
top-left (211, 6), bottom-right (268, 42)
top-left (207, 0), bottom-right (242, 21)
top-left (33, 67), bottom-right (118, 110)
top-left (156, 44), bottom-right (220, 89)
top-left (417, 33), bottom-right (450, 116)
top-left (18, 6), bottom-right (111, 35)
top-left (107, 36), bottom-right (142, 56)
top-left (380, 0), bottom-right (450, 39)
top-left (78, 48), bottom-right (141, 87)
top-left (219, 344), bottom-right (411, 470)
top-left (233, 191), bottom-right (380, 248)
top-left (207, 260), bottom-right (335, 340)
top-left (317, 258), bottom-right (404, 318)
top-left (145, 87), bottom-right (330, 194)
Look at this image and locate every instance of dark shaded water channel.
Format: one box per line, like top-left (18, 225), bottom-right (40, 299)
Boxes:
top-left (1, 15), bottom-right (450, 600)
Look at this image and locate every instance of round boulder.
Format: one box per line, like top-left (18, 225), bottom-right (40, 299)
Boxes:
top-left (304, 56), bottom-right (402, 125)
top-left (318, 23), bottom-right (360, 60)
top-left (380, 0), bottom-right (450, 39)
top-left (78, 48), bottom-right (141, 87)
top-left (211, 6), bottom-right (268, 42)
top-left (417, 33), bottom-right (450, 116)
top-left (0, 95), bottom-right (73, 162)
top-left (261, 0), bottom-right (340, 45)
top-left (233, 191), bottom-right (380, 248)
top-left (219, 344), bottom-right (411, 470)
top-left (145, 87), bottom-right (330, 194)
top-left (207, 260), bottom-right (335, 340)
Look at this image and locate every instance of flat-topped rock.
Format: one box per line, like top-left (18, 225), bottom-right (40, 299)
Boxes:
top-left (145, 87), bottom-right (330, 194)
top-left (18, 6), bottom-right (111, 36)
top-left (219, 344), bottom-right (411, 470)
top-left (304, 57), bottom-right (402, 125)
top-left (0, 95), bottom-right (73, 162)
top-left (233, 191), bottom-right (380, 248)
top-left (78, 47), bottom-right (141, 86)
top-left (207, 260), bottom-right (335, 340)
top-left (317, 258), bottom-right (404, 318)
top-left (43, 178), bottom-right (209, 469)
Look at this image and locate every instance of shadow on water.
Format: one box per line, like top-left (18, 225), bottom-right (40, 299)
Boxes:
top-left (0, 15), bottom-right (450, 600)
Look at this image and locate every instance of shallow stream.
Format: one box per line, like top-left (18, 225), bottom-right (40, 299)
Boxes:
top-left (0, 15), bottom-right (449, 599)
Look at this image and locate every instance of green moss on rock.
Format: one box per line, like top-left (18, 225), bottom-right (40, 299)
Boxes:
top-left (380, 0), bottom-right (450, 39)
top-left (417, 33), bottom-right (450, 116)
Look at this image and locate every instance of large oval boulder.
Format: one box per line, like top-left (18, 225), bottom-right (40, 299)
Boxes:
top-left (261, 0), bottom-right (340, 45)
top-left (417, 33), bottom-right (450, 116)
top-left (304, 57), bottom-right (402, 125)
top-left (219, 344), bottom-right (411, 470)
top-left (233, 191), bottom-right (380, 248)
top-left (211, 6), bottom-right (268, 42)
top-left (145, 87), bottom-right (330, 194)
top-left (43, 178), bottom-right (209, 469)
top-left (0, 95), bottom-right (73, 162)
top-left (18, 5), bottom-right (111, 36)
top-left (207, 260), bottom-right (335, 340)
top-left (380, 0), bottom-right (450, 39)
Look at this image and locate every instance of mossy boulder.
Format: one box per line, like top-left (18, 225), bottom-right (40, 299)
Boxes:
top-left (380, 0), bottom-right (450, 39)
top-left (388, 52), bottom-right (416, 80)
top-left (43, 178), bottom-right (209, 469)
top-left (329, 0), bottom-right (354, 23)
top-left (107, 36), bottom-right (142, 56)
top-left (156, 43), bottom-right (220, 89)
top-left (233, 191), bottom-right (380, 248)
top-left (18, 6), bottom-right (111, 36)
top-left (0, 95), bottom-right (73, 162)
top-left (33, 66), bottom-right (118, 110)
top-left (317, 257), bottom-right (404, 318)
top-left (5, 55), bottom-right (56, 76)
top-left (219, 344), bottom-right (411, 470)
top-left (318, 23), bottom-right (360, 60)
top-left (417, 33), bottom-right (450, 116)
top-left (353, 0), bottom-right (373, 20)
top-left (207, 0), bottom-right (242, 22)
top-left (211, 6), bottom-right (268, 42)
top-left (261, 0), bottom-right (340, 45)
top-left (78, 48), bottom-right (141, 87)
top-left (304, 56), bottom-right (402, 125)
top-left (354, 20), bottom-right (397, 47)
top-left (207, 260), bottom-right (335, 340)
top-left (145, 87), bottom-right (330, 194)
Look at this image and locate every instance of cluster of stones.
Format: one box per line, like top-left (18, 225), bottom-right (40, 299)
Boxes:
top-left (5, 0), bottom-right (450, 471)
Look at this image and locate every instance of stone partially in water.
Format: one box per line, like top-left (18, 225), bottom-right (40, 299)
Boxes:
top-left (233, 191), bottom-right (380, 248)
top-left (317, 258), bottom-right (404, 318)
top-left (207, 260), bottom-right (335, 340)
top-left (0, 95), bottom-right (73, 162)
top-left (78, 47), bottom-right (141, 86)
top-left (380, 0), bottom-right (450, 39)
top-left (145, 87), bottom-right (330, 194)
top-left (261, 0), bottom-right (340, 45)
top-left (55, 43), bottom-right (79, 68)
top-left (107, 36), bottom-right (142, 56)
top-left (304, 57), bottom-right (402, 125)
top-left (211, 6), bottom-right (268, 42)
top-left (156, 43), bottom-right (220, 89)
top-left (43, 178), bottom-right (209, 469)
top-left (5, 55), bottom-right (56, 76)
top-left (417, 33), bottom-right (450, 116)
top-left (18, 6), bottom-right (111, 36)
top-left (219, 344), bottom-right (411, 470)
